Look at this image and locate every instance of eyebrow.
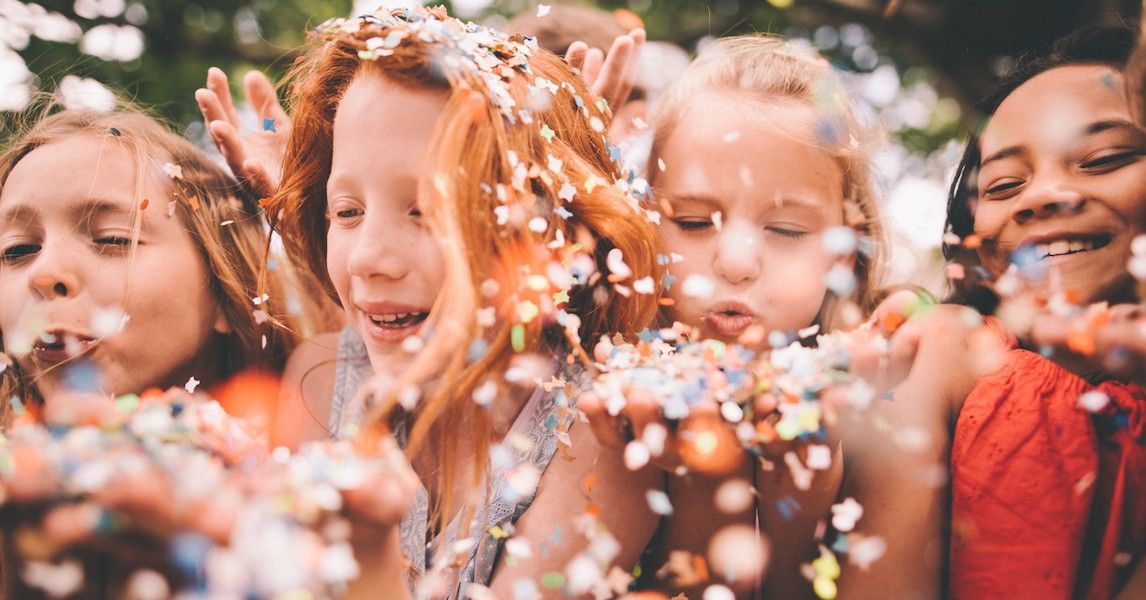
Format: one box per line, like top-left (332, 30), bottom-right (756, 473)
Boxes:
top-left (982, 119), bottom-right (1143, 167)
top-left (70, 199), bottom-right (136, 221)
top-left (664, 192), bottom-right (722, 208)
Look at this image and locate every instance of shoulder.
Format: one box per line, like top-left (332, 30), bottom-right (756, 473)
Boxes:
top-left (274, 330), bottom-right (343, 447)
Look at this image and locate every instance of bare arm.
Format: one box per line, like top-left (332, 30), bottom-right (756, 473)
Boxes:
top-left (488, 419), bottom-right (661, 598)
top-left (837, 306), bottom-right (981, 597)
top-left (274, 331), bottom-right (341, 448)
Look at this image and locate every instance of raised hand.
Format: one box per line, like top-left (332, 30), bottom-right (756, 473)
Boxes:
top-left (195, 67), bottom-right (290, 198)
top-left (565, 28), bottom-right (646, 115)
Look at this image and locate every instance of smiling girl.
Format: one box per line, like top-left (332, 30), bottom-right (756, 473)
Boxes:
top-left (267, 7), bottom-right (665, 596)
top-left (930, 26), bottom-right (1146, 598)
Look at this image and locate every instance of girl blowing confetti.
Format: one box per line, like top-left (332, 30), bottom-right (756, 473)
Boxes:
top-left (0, 103), bottom-right (334, 596)
top-left (578, 35), bottom-right (950, 598)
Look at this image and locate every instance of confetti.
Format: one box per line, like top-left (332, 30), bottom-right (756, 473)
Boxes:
top-left (537, 4), bottom-right (551, 17)
top-left (646, 489), bottom-right (673, 515)
top-left (681, 274), bottom-right (715, 299)
top-left (162, 163), bottom-right (183, 179)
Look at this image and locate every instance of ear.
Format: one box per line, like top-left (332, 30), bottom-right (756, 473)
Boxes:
top-left (213, 306), bottom-right (233, 335)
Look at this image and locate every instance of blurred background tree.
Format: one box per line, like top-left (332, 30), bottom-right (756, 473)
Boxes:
top-left (2, 0), bottom-right (1141, 287)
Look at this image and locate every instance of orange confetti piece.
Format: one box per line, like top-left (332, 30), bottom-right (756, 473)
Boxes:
top-left (584, 503), bottom-right (601, 518)
top-left (258, 198), bottom-right (272, 208)
top-left (139, 198), bottom-right (149, 210)
top-left (962, 234), bottom-right (982, 249)
top-left (582, 472), bottom-right (598, 491)
top-left (658, 297), bottom-right (676, 306)
top-left (188, 196), bottom-right (200, 211)
top-left (879, 310), bottom-right (907, 335)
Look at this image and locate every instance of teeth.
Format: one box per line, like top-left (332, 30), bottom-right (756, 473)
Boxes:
top-left (1038, 239), bottom-right (1096, 259)
top-left (368, 312), bottom-right (424, 326)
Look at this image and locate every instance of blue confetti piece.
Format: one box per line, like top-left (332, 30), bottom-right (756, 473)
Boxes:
top-left (171, 532), bottom-right (213, 589)
top-left (777, 496), bottom-right (801, 521)
top-left (262, 117), bottom-right (277, 133)
top-left (62, 360), bottom-right (102, 393)
top-left (544, 414), bottom-right (559, 431)
top-left (662, 271), bottom-right (677, 290)
top-left (467, 339), bottom-right (489, 363)
top-left (831, 533), bottom-right (849, 553)
top-left (608, 144), bottom-right (623, 161)
top-left (637, 328), bottom-right (657, 343)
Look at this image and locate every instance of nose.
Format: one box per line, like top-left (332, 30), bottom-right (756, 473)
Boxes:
top-left (712, 220), bottom-right (763, 285)
top-left (345, 213), bottom-right (411, 281)
top-left (27, 244), bottom-right (80, 300)
top-left (1009, 172), bottom-right (1084, 225)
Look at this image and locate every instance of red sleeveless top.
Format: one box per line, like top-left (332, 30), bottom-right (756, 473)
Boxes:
top-left (950, 318), bottom-right (1146, 599)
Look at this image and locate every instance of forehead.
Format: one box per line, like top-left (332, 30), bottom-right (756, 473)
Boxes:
top-left (982, 64), bottom-right (1129, 150)
top-left (662, 94), bottom-right (846, 199)
top-left (1, 136), bottom-right (175, 222)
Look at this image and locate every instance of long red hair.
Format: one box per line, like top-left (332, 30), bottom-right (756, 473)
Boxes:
top-left (269, 7), bottom-right (664, 530)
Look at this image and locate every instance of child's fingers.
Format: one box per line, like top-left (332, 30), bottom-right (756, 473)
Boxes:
top-left (592, 35), bottom-right (635, 109)
top-left (342, 471), bottom-right (414, 526)
top-left (580, 47), bottom-right (606, 90)
top-left (244, 70), bottom-right (289, 125)
top-left (40, 502), bottom-right (102, 548)
top-left (206, 67), bottom-right (242, 128)
top-left (565, 41), bottom-right (589, 74)
top-left (194, 88), bottom-right (228, 133)
top-left (241, 159), bottom-right (277, 199)
top-left (208, 120), bottom-right (248, 178)
top-left (579, 391), bottom-right (628, 448)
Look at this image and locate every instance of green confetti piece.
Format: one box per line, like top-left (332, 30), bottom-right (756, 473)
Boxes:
top-left (115, 394), bottom-right (140, 414)
top-left (540, 572), bottom-right (564, 589)
top-left (539, 123), bottom-right (555, 143)
top-left (511, 324), bottom-right (526, 352)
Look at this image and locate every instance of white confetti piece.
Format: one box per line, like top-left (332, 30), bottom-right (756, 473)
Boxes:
top-left (624, 440), bottom-right (650, 470)
top-left (831, 497), bottom-right (863, 532)
top-left (714, 479), bottom-right (754, 514)
top-left (646, 489), bottom-right (673, 515)
top-left (163, 162), bottom-right (183, 179)
top-left (185, 376), bottom-right (201, 393)
top-left (720, 401), bottom-right (744, 423)
top-left (641, 422), bottom-right (667, 456)
top-left (633, 276), bottom-right (655, 294)
top-left (805, 444), bottom-right (832, 470)
top-left (536, 4), bottom-right (550, 17)
top-left (822, 226), bottom-right (857, 255)
top-left (606, 248), bottom-right (633, 279)
top-left (681, 274), bottom-right (715, 299)
top-left (1077, 390), bottom-right (1110, 413)
top-left (823, 264), bottom-right (857, 296)
top-left (473, 380), bottom-right (497, 406)
top-left (527, 216), bottom-right (548, 233)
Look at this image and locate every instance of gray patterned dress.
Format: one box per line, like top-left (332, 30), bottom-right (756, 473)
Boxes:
top-left (328, 326), bottom-right (577, 598)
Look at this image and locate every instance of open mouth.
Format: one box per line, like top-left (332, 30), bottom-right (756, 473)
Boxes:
top-left (32, 331), bottom-right (96, 363)
top-left (1032, 235), bottom-right (1111, 260)
top-left (366, 312), bottom-right (429, 328)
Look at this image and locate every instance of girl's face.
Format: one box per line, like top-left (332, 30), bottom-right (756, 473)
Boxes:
top-left (657, 96), bottom-right (848, 344)
top-left (974, 65), bottom-right (1146, 304)
top-left (325, 72), bottom-right (447, 375)
top-left (0, 136), bottom-right (227, 398)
